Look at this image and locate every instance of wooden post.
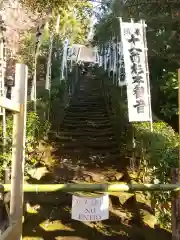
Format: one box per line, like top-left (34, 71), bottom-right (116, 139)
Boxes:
top-left (172, 169), bottom-right (180, 240)
top-left (178, 69), bottom-right (180, 181)
top-left (0, 184), bottom-right (4, 234)
top-left (171, 69), bottom-right (180, 239)
top-left (10, 64), bottom-right (28, 240)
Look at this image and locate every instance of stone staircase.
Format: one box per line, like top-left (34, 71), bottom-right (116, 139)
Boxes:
top-left (54, 76), bottom-right (122, 183)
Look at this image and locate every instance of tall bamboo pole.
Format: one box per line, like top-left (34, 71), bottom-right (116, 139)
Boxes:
top-left (4, 183), bottom-right (180, 193)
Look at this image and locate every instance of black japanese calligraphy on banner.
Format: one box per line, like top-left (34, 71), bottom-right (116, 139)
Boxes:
top-left (120, 21), bottom-right (151, 122)
top-left (133, 85), bottom-right (144, 98)
top-left (37, 56), bottom-right (47, 82)
top-left (133, 98), bottom-right (145, 114)
top-left (107, 47), bottom-right (109, 69)
top-left (117, 42), bottom-right (125, 86)
top-left (110, 43), bottom-right (114, 70)
top-left (125, 28), bottom-right (145, 114)
top-left (104, 43), bottom-right (109, 70)
top-left (67, 46), bottom-right (78, 61)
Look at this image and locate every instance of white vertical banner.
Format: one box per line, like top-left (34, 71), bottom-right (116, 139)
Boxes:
top-left (107, 43), bottom-right (111, 76)
top-left (95, 51), bottom-right (98, 64)
top-left (70, 46), bottom-right (73, 72)
top-left (99, 48), bottom-right (103, 67)
top-left (61, 38), bottom-right (69, 80)
top-left (104, 45), bottom-right (107, 71)
top-left (109, 42), bottom-right (113, 71)
top-left (45, 33), bottom-right (53, 90)
top-left (120, 20), bottom-right (152, 122)
top-left (113, 42), bottom-right (117, 73)
top-left (117, 42), bottom-right (126, 86)
top-left (67, 45), bottom-right (73, 72)
top-left (112, 42), bottom-right (117, 83)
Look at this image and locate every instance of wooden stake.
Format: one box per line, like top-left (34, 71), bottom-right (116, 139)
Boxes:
top-left (171, 69), bottom-right (180, 240)
top-left (0, 185), bottom-right (4, 234)
top-left (171, 168), bottom-right (180, 240)
top-left (178, 69), bottom-right (180, 182)
top-left (10, 64), bottom-right (28, 240)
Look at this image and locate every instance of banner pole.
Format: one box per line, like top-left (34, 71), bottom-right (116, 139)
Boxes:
top-left (141, 19), bottom-right (153, 132)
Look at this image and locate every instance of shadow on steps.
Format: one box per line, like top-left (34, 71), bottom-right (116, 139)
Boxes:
top-left (23, 76), bottom-right (171, 240)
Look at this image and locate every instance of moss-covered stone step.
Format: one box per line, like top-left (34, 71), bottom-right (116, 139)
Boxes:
top-left (74, 98), bottom-right (104, 102)
top-left (84, 127), bottom-right (113, 132)
top-left (64, 116), bottom-right (109, 121)
top-left (84, 141), bottom-right (118, 149)
top-left (60, 127), bottom-right (113, 133)
top-left (63, 118), bottom-right (110, 123)
top-left (57, 149), bottom-right (120, 157)
top-left (54, 131), bottom-right (84, 137)
top-left (54, 136), bottom-right (81, 141)
top-left (56, 137), bottom-right (116, 146)
top-left (57, 141), bottom-right (117, 150)
top-left (61, 122), bottom-right (111, 129)
top-left (57, 130), bottom-right (114, 138)
top-left (63, 119), bottom-right (110, 126)
top-left (86, 148), bottom-right (120, 155)
top-left (66, 110), bottom-right (108, 116)
top-left (66, 106), bottom-right (107, 112)
top-left (71, 101), bottom-right (105, 106)
top-left (65, 107), bottom-right (88, 112)
top-left (57, 142), bottom-right (84, 149)
top-left (65, 113), bottom-right (109, 118)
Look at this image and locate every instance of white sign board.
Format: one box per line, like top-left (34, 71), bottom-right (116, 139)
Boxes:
top-left (120, 21), bottom-right (152, 122)
top-left (71, 194), bottom-right (109, 222)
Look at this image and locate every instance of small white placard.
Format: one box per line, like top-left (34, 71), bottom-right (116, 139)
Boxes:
top-left (71, 194), bottom-right (109, 222)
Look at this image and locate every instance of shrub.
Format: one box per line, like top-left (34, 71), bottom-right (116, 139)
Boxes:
top-left (0, 110), bottom-right (51, 180)
top-left (99, 72), bottom-right (178, 230)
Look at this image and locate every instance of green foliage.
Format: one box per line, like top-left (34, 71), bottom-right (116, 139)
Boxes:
top-left (158, 71), bottom-right (178, 118)
top-left (0, 116), bottom-right (13, 172)
top-left (98, 71), bottom-right (178, 229)
top-left (133, 121), bottom-right (178, 182)
top-left (17, 32), bottom-right (36, 74)
top-left (94, 0), bottom-right (180, 60)
top-left (25, 111), bottom-right (51, 172)
top-left (17, 0), bottom-right (93, 80)
top-left (94, 0), bottom-right (180, 122)
top-left (0, 111), bottom-right (51, 180)
top-left (19, 0), bottom-right (92, 44)
top-left (133, 121), bottom-right (178, 229)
